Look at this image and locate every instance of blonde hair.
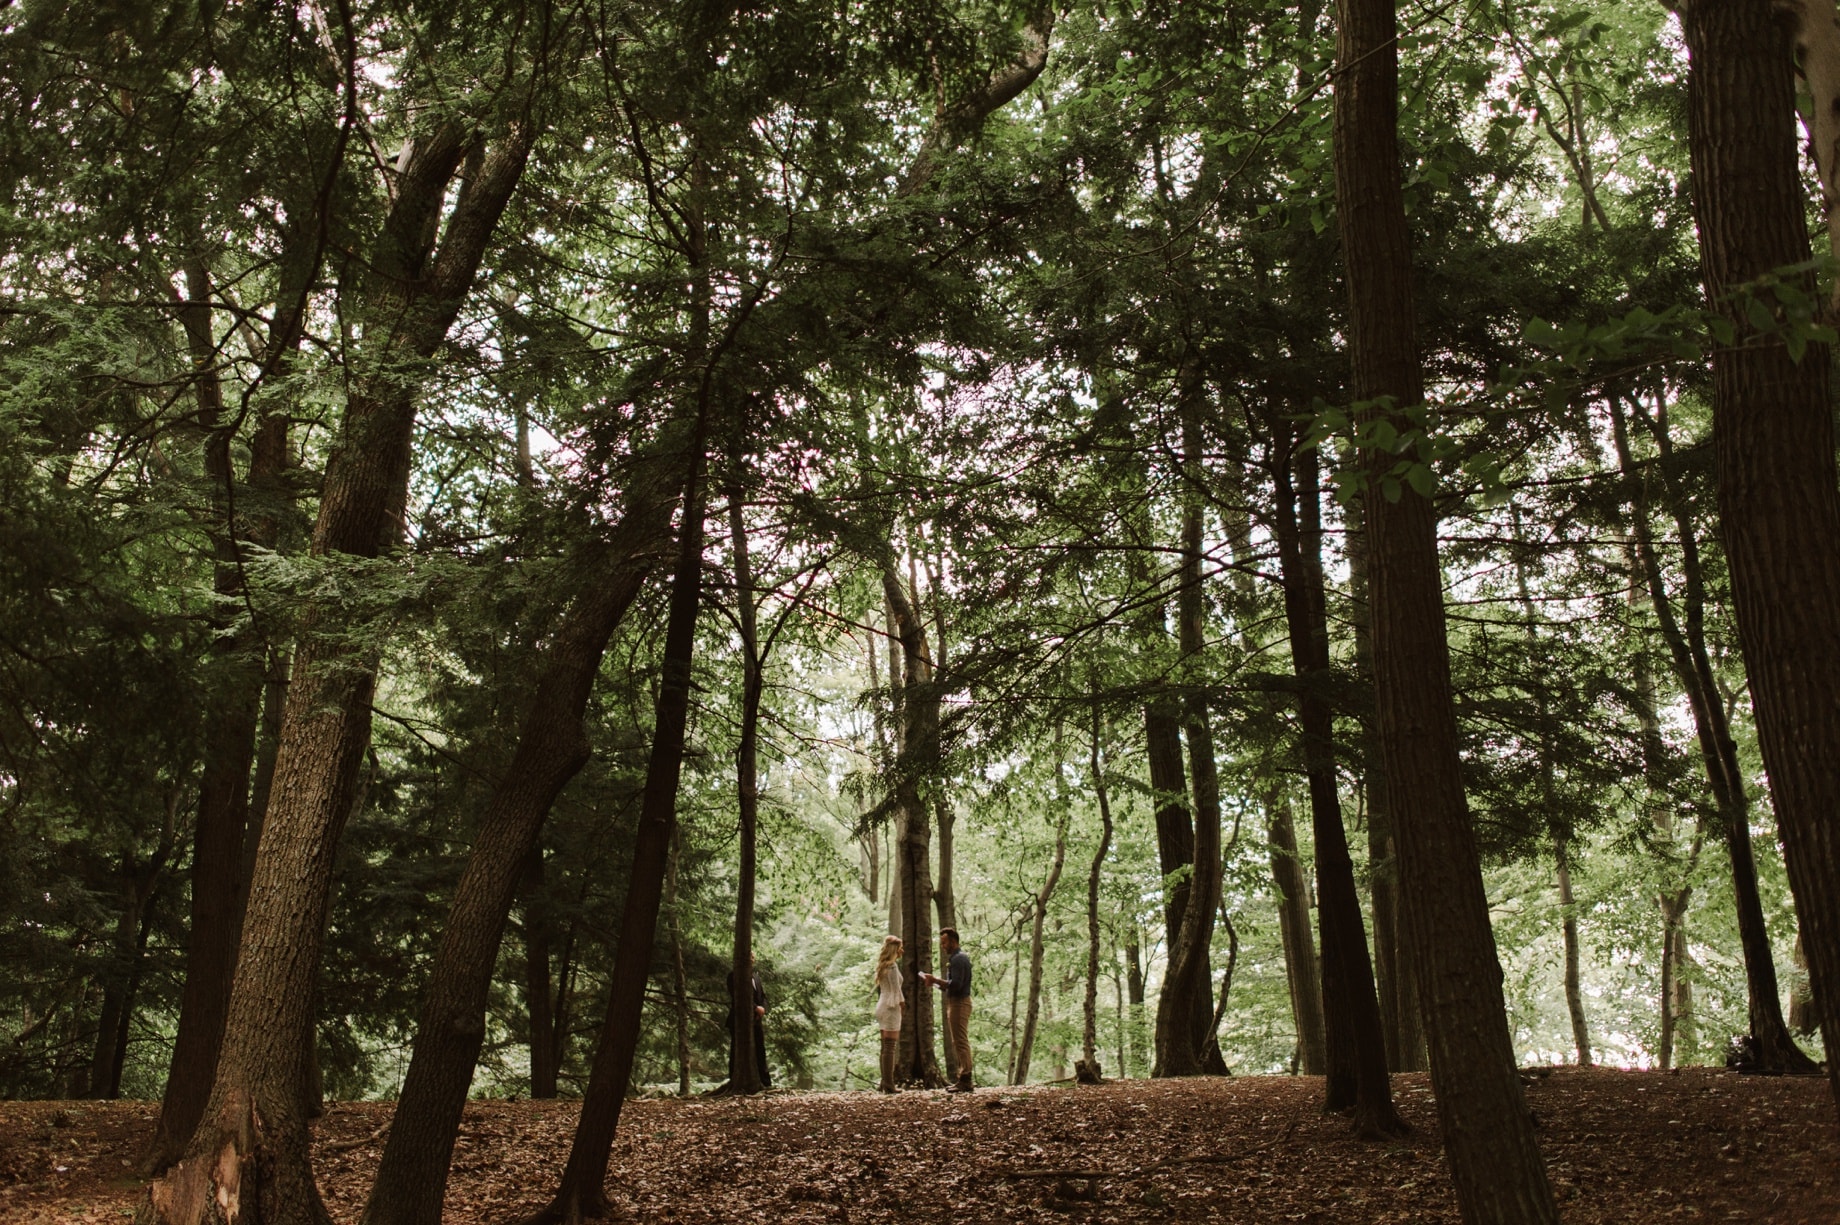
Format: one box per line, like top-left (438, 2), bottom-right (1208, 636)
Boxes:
top-left (873, 935), bottom-right (903, 988)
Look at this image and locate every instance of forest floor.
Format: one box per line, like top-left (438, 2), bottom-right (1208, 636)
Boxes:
top-left (0, 1067), bottom-right (1835, 1223)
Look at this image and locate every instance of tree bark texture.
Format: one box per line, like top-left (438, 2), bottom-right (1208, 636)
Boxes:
top-left (1271, 437), bottom-right (1402, 1133)
top-left (1333, 0), bottom-right (1560, 1216)
top-left (146, 249), bottom-right (299, 1173)
top-left (145, 117), bottom-right (535, 1225)
top-left (1681, 0), bottom-right (1840, 1106)
top-left (883, 564), bottom-right (945, 1087)
top-left (1347, 496), bottom-right (1424, 1073)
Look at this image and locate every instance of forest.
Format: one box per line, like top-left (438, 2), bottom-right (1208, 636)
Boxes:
top-left (2, 0), bottom-right (1839, 1222)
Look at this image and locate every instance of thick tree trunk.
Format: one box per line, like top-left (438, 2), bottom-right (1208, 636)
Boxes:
top-left (145, 119), bottom-right (535, 1225)
top-left (1333, 0), bottom-right (1559, 1214)
top-left (528, 431), bottom-right (708, 1223)
top-left (1609, 395), bottom-right (1816, 1074)
top-left (1271, 437), bottom-right (1403, 1133)
top-left (1791, 0), bottom-right (1840, 311)
top-left (1267, 795), bottom-right (1328, 1076)
top-left (1680, 0), bottom-right (1840, 1105)
top-left (1347, 497), bottom-right (1424, 1073)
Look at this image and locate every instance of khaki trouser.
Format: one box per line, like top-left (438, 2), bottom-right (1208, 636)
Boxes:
top-left (944, 995), bottom-right (973, 1078)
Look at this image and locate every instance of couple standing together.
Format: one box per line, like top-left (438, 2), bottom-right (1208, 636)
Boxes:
top-left (873, 928), bottom-right (974, 1093)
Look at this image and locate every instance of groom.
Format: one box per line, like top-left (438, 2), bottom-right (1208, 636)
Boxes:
top-left (921, 927), bottom-right (973, 1092)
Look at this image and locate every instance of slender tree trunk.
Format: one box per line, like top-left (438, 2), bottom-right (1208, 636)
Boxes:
top-left (1267, 794), bottom-right (1328, 1075)
top-left (1015, 808), bottom-right (1069, 1085)
top-left (1271, 434), bottom-right (1402, 1133)
top-left (1508, 507), bottom-right (1592, 1069)
top-left (1680, 0), bottom-right (1840, 1109)
top-left (1154, 378), bottom-right (1222, 1077)
top-left (529, 421), bottom-right (709, 1224)
top-left (1553, 833), bottom-right (1591, 1068)
top-left (1609, 395), bottom-right (1816, 1074)
top-left (727, 480), bottom-right (764, 1096)
top-left (1333, 0), bottom-right (1559, 1213)
top-left (1079, 708), bottom-right (1115, 1083)
top-left (669, 829), bottom-right (691, 1097)
top-left (523, 846), bottom-right (559, 1100)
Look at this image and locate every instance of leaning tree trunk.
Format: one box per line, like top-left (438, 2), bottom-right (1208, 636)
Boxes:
top-left (1332, 0), bottom-right (1560, 1215)
top-left (1271, 435), bottom-right (1403, 1134)
top-left (358, 510), bottom-right (668, 1225)
top-left (1609, 394), bottom-right (1817, 1075)
top-left (528, 424), bottom-right (710, 1224)
top-left (144, 117), bottom-right (535, 1225)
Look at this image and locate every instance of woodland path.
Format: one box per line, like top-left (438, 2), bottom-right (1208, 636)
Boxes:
top-left (3, 1069), bottom-right (1834, 1223)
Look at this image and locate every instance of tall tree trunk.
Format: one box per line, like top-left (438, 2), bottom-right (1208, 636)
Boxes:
top-left (1079, 708), bottom-right (1115, 1082)
top-left (1267, 793), bottom-right (1328, 1075)
top-left (1508, 508), bottom-right (1592, 1069)
top-left (1553, 832), bottom-right (1591, 1068)
top-left (727, 479), bottom-right (764, 1096)
top-left (1154, 377), bottom-right (1222, 1077)
top-left (1609, 394), bottom-right (1816, 1075)
top-left (522, 846), bottom-right (559, 1100)
top-left (1333, 0), bottom-right (1559, 1213)
top-left (146, 115), bottom-right (536, 1225)
top-left (1347, 497), bottom-right (1424, 1073)
top-left (883, 564), bottom-right (945, 1088)
top-left (145, 246), bottom-right (299, 1173)
top-left (669, 828), bottom-right (692, 1098)
top-left (1681, 0), bottom-right (1840, 1109)
top-left (529, 422), bottom-right (709, 1224)
top-left (1271, 434), bottom-right (1402, 1133)
top-left (1015, 806), bottom-right (1069, 1085)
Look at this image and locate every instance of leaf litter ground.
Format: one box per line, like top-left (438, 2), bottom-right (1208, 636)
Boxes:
top-left (2, 1068), bottom-right (1834, 1223)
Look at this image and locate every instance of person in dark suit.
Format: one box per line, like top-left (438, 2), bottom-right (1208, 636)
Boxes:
top-left (726, 952), bottom-right (770, 1089)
